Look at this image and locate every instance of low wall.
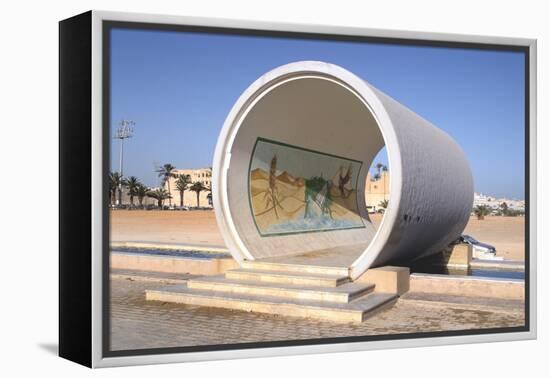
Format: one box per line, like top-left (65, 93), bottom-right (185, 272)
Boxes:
top-left (410, 273), bottom-right (524, 300)
top-left (111, 252), bottom-right (239, 276)
top-left (111, 241), bottom-right (228, 253)
top-left (356, 266), bottom-right (410, 295)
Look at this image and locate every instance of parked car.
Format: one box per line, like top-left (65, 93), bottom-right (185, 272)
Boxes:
top-left (453, 234), bottom-right (496, 255)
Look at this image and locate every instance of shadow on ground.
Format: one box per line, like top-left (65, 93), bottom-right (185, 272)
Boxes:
top-left (38, 343), bottom-right (58, 356)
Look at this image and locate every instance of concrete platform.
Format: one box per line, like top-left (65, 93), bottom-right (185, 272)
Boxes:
top-left (146, 284), bottom-right (397, 323)
top-left (257, 245), bottom-right (365, 269)
top-left (226, 268), bottom-right (349, 287)
top-left (470, 259), bottom-right (524, 271)
top-left (241, 259), bottom-right (350, 276)
top-left (115, 278), bottom-right (525, 351)
top-left (188, 275), bottom-right (374, 303)
top-left (146, 258), bottom-right (400, 322)
top-left (410, 273), bottom-right (525, 300)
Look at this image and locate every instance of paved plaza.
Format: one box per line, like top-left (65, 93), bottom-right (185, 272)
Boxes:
top-left (110, 275), bottom-right (524, 352)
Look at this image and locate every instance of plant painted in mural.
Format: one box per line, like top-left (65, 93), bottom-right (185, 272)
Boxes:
top-left (304, 176), bottom-right (333, 219)
top-left (266, 155), bottom-right (283, 218)
top-left (249, 139), bottom-right (364, 236)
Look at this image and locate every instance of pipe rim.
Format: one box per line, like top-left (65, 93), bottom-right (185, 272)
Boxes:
top-left (212, 61), bottom-right (403, 279)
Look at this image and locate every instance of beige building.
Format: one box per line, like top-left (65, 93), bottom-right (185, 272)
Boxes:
top-left (164, 167), bottom-right (213, 208)
top-left (364, 170), bottom-right (390, 212)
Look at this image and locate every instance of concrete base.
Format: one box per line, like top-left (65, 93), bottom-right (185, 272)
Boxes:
top-left (443, 244), bottom-right (473, 268)
top-left (355, 266), bottom-right (410, 295)
top-left (410, 273), bottom-right (524, 300)
top-left (414, 244), bottom-right (472, 270)
top-left (111, 252), bottom-right (238, 276)
top-left (146, 260), bottom-right (400, 323)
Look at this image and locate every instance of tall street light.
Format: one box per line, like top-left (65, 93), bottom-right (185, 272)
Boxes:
top-left (114, 120), bottom-right (134, 205)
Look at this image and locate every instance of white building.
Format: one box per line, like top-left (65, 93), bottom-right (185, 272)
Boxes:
top-left (473, 192), bottom-right (525, 212)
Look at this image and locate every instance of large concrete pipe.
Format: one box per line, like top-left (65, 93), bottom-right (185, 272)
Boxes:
top-left (213, 61), bottom-right (473, 280)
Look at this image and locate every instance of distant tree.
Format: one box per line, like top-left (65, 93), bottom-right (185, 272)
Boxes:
top-left (109, 172), bottom-right (123, 205)
top-left (375, 162), bottom-right (383, 177)
top-left (146, 188), bottom-right (171, 208)
top-left (499, 202), bottom-right (509, 216)
top-left (175, 174), bottom-right (192, 207)
top-left (123, 176), bottom-right (141, 206)
top-left (156, 163), bottom-right (177, 206)
top-left (382, 165), bottom-right (388, 172)
top-left (507, 209), bottom-right (524, 217)
top-left (135, 184), bottom-right (148, 207)
top-left (373, 173), bottom-right (381, 181)
top-left (189, 182), bottom-right (207, 208)
top-left (474, 205), bottom-right (490, 220)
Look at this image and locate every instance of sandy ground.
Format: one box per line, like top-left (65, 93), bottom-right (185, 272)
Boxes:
top-left (110, 210), bottom-right (525, 260)
top-left (463, 215), bottom-right (525, 260)
top-left (110, 210), bottom-right (225, 248)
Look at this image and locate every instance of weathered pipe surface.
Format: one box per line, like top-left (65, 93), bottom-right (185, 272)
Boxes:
top-left (212, 61), bottom-right (473, 280)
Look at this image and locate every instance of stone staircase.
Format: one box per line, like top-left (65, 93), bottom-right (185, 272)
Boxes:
top-left (145, 260), bottom-right (398, 322)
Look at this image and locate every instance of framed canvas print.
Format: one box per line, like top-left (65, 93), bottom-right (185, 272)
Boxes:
top-left (59, 10), bottom-right (537, 368)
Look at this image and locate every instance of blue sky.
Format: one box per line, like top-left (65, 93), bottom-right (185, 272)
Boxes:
top-left (110, 28), bottom-right (525, 199)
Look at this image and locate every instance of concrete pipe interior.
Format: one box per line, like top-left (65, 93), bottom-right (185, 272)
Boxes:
top-left (213, 61), bottom-right (473, 280)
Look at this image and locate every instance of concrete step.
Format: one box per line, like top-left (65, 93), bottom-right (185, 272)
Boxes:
top-left (146, 284), bottom-right (398, 322)
top-left (187, 275), bottom-right (374, 303)
top-left (241, 260), bottom-right (349, 277)
top-left (226, 268), bottom-right (349, 287)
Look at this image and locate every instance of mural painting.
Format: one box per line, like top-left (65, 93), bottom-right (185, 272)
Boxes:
top-left (249, 138), bottom-right (365, 236)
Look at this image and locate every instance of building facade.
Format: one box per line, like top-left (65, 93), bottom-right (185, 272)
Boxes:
top-left (364, 170), bottom-right (390, 212)
top-left (473, 192), bottom-right (525, 212)
top-left (164, 167), bottom-right (213, 208)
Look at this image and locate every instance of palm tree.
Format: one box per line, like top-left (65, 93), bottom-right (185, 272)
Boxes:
top-left (379, 199), bottom-right (389, 209)
top-left (474, 205), bottom-right (490, 220)
top-left (146, 188), bottom-right (171, 208)
top-left (135, 184), bottom-right (148, 207)
top-left (123, 176), bottom-right (141, 206)
top-left (175, 174), bottom-right (192, 207)
top-left (189, 182), bottom-right (207, 208)
top-left (109, 172), bottom-right (123, 206)
top-left (156, 163), bottom-right (177, 206)
top-left (375, 162), bottom-right (383, 178)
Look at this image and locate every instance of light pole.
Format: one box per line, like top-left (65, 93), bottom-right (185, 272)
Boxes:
top-left (114, 120), bottom-right (134, 205)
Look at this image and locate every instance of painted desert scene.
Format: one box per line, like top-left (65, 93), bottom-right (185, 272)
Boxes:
top-left (249, 139), bottom-right (365, 236)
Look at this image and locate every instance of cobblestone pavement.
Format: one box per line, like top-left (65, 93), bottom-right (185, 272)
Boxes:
top-left (110, 277), bottom-right (525, 352)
